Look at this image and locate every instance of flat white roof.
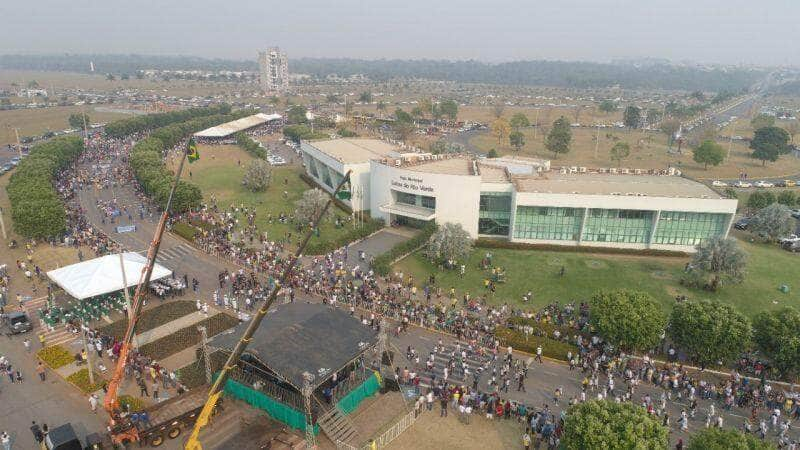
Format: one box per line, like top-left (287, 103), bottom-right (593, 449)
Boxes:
top-left (194, 113), bottom-right (282, 138)
top-left (306, 138), bottom-right (406, 164)
top-left (514, 173), bottom-right (723, 199)
top-left (47, 252), bottom-right (172, 300)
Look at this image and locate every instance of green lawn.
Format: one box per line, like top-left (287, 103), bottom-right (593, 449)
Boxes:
top-left (393, 239), bottom-right (799, 317)
top-left (172, 144), bottom-right (355, 250)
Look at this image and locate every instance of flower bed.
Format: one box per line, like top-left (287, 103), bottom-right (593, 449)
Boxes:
top-left (119, 395), bottom-right (146, 412)
top-left (172, 222), bottom-right (199, 242)
top-left (37, 345), bottom-right (74, 369)
top-left (494, 327), bottom-right (579, 362)
top-left (66, 368), bottom-right (105, 394)
top-left (98, 301), bottom-right (197, 340)
top-left (139, 313), bottom-right (239, 361)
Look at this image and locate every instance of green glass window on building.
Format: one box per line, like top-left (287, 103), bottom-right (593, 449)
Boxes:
top-left (582, 209), bottom-right (654, 244)
top-left (479, 192), bottom-right (512, 236)
top-left (306, 155), bottom-right (319, 177)
top-left (513, 206), bottom-right (583, 241)
top-left (652, 211), bottom-right (730, 246)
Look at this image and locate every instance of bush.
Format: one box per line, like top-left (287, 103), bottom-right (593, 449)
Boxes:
top-left (372, 222), bottom-right (437, 275)
top-left (37, 345), bottom-right (74, 369)
top-left (304, 219), bottom-right (384, 255)
top-left (118, 395), bottom-right (146, 412)
top-left (66, 368), bottom-right (105, 394)
top-left (235, 132), bottom-right (267, 159)
top-left (474, 238), bottom-right (688, 257)
top-left (6, 135), bottom-right (84, 238)
top-left (104, 104), bottom-right (231, 138)
top-left (172, 222), bottom-right (200, 242)
top-left (494, 327), bottom-right (578, 361)
top-left (99, 301), bottom-right (198, 340)
top-left (687, 427), bottom-right (774, 450)
top-left (139, 313), bottom-right (239, 360)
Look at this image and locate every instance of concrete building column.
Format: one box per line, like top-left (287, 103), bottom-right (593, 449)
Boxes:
top-left (648, 210), bottom-right (661, 248)
top-left (577, 208), bottom-right (589, 244)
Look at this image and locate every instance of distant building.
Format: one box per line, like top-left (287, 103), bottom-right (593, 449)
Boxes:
top-left (258, 47), bottom-right (289, 93)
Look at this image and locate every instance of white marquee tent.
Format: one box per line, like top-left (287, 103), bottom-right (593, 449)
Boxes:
top-left (47, 252), bottom-right (172, 300)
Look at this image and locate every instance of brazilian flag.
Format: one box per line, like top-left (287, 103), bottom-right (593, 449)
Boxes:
top-left (187, 138), bottom-right (199, 163)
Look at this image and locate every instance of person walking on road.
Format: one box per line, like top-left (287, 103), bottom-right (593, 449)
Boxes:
top-left (36, 362), bottom-right (45, 382)
top-left (89, 394), bottom-right (99, 413)
top-left (535, 346), bottom-right (543, 364)
top-left (1, 431), bottom-right (11, 450)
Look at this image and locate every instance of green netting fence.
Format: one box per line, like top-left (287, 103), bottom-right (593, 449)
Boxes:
top-left (223, 378), bottom-right (319, 434)
top-left (337, 372), bottom-right (382, 415)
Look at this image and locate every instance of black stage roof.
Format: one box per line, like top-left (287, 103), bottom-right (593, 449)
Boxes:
top-left (210, 302), bottom-right (378, 390)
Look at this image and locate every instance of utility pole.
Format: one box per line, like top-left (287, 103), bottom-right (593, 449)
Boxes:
top-left (82, 321), bottom-right (95, 384)
top-left (198, 325), bottom-right (212, 384)
top-left (13, 127), bottom-right (22, 158)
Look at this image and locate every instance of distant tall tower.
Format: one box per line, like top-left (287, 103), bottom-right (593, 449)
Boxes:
top-left (257, 47), bottom-right (289, 93)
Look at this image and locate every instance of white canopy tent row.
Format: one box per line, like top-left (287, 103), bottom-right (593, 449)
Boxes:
top-left (47, 252), bottom-right (172, 300)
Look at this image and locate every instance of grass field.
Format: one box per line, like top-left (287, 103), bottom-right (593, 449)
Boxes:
top-left (468, 126), bottom-right (800, 180)
top-left (392, 238), bottom-right (799, 318)
top-left (167, 144), bottom-right (356, 250)
top-left (0, 105), bottom-right (129, 146)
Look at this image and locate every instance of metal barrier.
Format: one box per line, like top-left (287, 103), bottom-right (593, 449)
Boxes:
top-left (335, 407), bottom-right (424, 450)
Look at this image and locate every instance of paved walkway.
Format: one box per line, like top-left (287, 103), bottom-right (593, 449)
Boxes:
top-left (135, 307), bottom-right (217, 347)
top-left (343, 227), bottom-right (417, 268)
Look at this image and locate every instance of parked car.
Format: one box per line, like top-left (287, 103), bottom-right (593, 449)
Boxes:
top-left (712, 180), bottom-right (728, 187)
top-left (791, 209), bottom-right (800, 219)
top-left (1, 311), bottom-right (33, 334)
top-left (782, 240), bottom-right (800, 252)
top-left (776, 179), bottom-right (797, 187)
top-left (780, 234), bottom-right (800, 245)
top-left (9, 156), bottom-right (21, 166)
top-left (754, 180), bottom-right (774, 188)
top-left (734, 181), bottom-right (752, 188)
top-left (734, 217), bottom-right (752, 230)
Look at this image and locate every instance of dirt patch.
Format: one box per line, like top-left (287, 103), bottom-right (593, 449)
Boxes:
top-left (386, 410), bottom-right (524, 450)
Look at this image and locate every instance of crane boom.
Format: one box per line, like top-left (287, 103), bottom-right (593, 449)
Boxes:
top-left (104, 146), bottom-right (190, 445)
top-left (184, 170), bottom-right (352, 450)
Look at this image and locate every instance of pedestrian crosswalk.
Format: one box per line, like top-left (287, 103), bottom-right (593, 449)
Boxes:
top-left (142, 244), bottom-right (195, 263)
top-left (415, 342), bottom-right (494, 389)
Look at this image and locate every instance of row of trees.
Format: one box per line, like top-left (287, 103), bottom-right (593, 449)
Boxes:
top-left (104, 104), bottom-right (231, 138)
top-left (563, 400), bottom-right (772, 449)
top-left (590, 287), bottom-right (800, 377)
top-left (234, 132), bottom-right (267, 158)
top-left (127, 111), bottom-right (250, 212)
top-left (6, 136), bottom-right (84, 238)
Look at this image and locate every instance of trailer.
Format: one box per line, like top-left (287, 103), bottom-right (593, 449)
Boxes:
top-left (131, 388), bottom-right (221, 447)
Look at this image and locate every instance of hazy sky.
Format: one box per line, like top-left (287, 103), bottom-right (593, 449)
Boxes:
top-left (2, 0), bottom-right (798, 65)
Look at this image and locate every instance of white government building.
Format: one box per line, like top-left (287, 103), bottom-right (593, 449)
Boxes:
top-left (301, 138), bottom-right (738, 252)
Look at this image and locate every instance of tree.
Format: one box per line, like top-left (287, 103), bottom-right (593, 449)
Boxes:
top-left (777, 190), bottom-right (797, 207)
top-left (242, 160), bottom-right (272, 192)
top-left (283, 124), bottom-right (315, 143)
top-left (393, 108), bottom-right (415, 141)
top-left (598, 100), bottom-right (617, 113)
top-left (561, 400), bottom-right (668, 450)
top-left (623, 106), bottom-right (641, 129)
top-left (509, 113), bottom-right (530, 130)
top-left (746, 190), bottom-right (776, 210)
top-left (750, 203), bottom-right (794, 242)
top-left (589, 290), bottom-right (666, 352)
top-left (688, 237), bottom-right (747, 291)
top-left (295, 189), bottom-right (332, 228)
top-left (358, 91), bottom-right (372, 103)
top-left (68, 112), bottom-right (90, 129)
top-left (750, 113), bottom-right (776, 130)
top-left (487, 149), bottom-right (498, 158)
top-left (661, 119), bottom-right (681, 147)
top-left (287, 105), bottom-right (308, 124)
top-left (750, 126), bottom-right (790, 166)
top-left (545, 117), bottom-right (572, 158)
top-left (783, 120), bottom-right (799, 142)
top-left (509, 130), bottom-right (525, 152)
top-left (438, 99), bottom-right (459, 122)
top-left (426, 223), bottom-right (472, 268)
top-left (492, 103), bottom-right (505, 119)
top-left (669, 299), bottom-right (751, 366)
top-left (609, 142), bottom-right (630, 167)
top-left (687, 427), bottom-right (774, 450)
top-left (692, 140), bottom-right (725, 169)
top-left (753, 307), bottom-right (800, 378)
top-left (411, 106), bottom-right (424, 122)
top-left (491, 118), bottom-right (511, 145)
top-left (429, 139), bottom-right (463, 155)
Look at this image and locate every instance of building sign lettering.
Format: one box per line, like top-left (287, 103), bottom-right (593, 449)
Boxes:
top-left (391, 175), bottom-right (434, 193)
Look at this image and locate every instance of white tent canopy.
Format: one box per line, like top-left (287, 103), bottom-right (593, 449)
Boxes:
top-left (47, 252), bottom-right (172, 300)
top-left (193, 113), bottom-right (282, 138)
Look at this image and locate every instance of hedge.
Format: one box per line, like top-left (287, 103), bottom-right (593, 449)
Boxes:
top-left (172, 222), bottom-right (200, 242)
top-left (98, 301), bottom-right (197, 340)
top-left (6, 135), bottom-right (84, 238)
top-left (37, 345), bottom-right (74, 369)
top-left (128, 110), bottom-right (254, 213)
top-left (66, 368), bottom-right (105, 394)
top-left (494, 327), bottom-right (579, 362)
top-left (104, 104), bottom-right (231, 138)
top-left (474, 238), bottom-right (689, 257)
top-left (304, 219), bottom-right (384, 255)
top-left (235, 132), bottom-right (267, 158)
top-left (372, 221), bottom-right (437, 275)
top-left (139, 313), bottom-right (239, 361)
